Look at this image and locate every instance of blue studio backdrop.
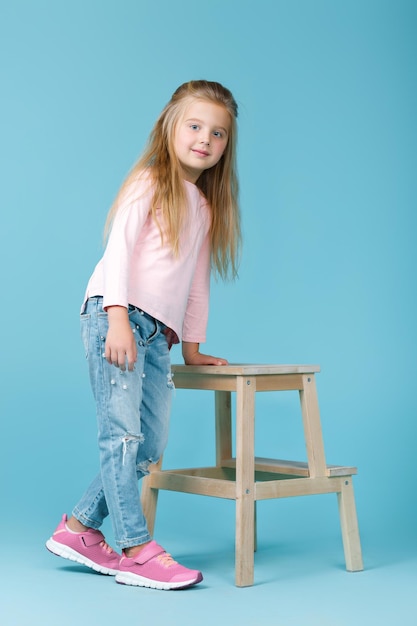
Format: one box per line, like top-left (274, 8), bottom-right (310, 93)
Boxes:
top-left (1, 0), bottom-right (416, 568)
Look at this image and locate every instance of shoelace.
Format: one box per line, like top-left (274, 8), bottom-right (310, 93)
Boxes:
top-left (156, 552), bottom-right (177, 568)
top-left (100, 540), bottom-right (114, 554)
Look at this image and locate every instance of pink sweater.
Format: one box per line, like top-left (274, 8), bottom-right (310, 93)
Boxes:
top-left (83, 178), bottom-right (211, 343)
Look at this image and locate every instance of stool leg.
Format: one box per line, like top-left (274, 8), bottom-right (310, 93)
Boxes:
top-left (235, 376), bottom-right (255, 586)
top-left (337, 477), bottom-right (364, 571)
top-left (215, 390), bottom-right (232, 466)
top-left (141, 457), bottom-right (163, 537)
top-left (299, 374), bottom-right (327, 477)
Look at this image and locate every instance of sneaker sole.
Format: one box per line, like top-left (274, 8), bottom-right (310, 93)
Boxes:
top-left (46, 538), bottom-right (119, 576)
top-left (115, 570), bottom-right (203, 590)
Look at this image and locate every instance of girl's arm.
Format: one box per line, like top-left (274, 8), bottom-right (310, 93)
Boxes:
top-left (182, 341), bottom-right (228, 366)
top-left (102, 180), bottom-right (152, 311)
top-left (105, 306), bottom-right (137, 371)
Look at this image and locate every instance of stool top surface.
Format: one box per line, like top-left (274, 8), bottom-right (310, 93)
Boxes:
top-left (171, 364), bottom-right (320, 376)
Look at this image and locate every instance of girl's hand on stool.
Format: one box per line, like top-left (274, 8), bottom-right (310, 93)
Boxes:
top-left (182, 341), bottom-right (228, 366)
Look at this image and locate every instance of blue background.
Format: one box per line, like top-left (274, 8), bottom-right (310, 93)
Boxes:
top-left (1, 1), bottom-right (416, 624)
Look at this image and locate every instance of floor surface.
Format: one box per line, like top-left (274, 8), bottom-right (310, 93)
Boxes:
top-left (2, 501), bottom-right (416, 626)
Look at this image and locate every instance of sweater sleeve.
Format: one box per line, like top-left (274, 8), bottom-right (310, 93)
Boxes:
top-left (181, 231), bottom-right (211, 343)
top-left (102, 182), bottom-right (152, 310)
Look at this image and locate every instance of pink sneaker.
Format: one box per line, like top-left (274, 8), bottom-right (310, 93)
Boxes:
top-left (115, 540), bottom-right (203, 590)
top-left (46, 514), bottom-right (120, 575)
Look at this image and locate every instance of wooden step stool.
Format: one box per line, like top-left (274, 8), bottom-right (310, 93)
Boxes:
top-left (141, 364), bottom-right (363, 586)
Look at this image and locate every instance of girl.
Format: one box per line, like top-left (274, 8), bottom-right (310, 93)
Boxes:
top-left (46, 80), bottom-right (241, 590)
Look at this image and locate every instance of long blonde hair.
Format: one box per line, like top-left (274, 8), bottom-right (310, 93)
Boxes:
top-left (105, 80), bottom-right (241, 279)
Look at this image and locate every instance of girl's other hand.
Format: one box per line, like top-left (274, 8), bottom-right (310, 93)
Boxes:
top-left (105, 306), bottom-right (137, 371)
top-left (182, 341), bottom-right (228, 366)
top-left (193, 353), bottom-right (229, 366)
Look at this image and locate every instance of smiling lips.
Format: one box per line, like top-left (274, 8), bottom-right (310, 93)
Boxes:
top-left (192, 148), bottom-right (209, 157)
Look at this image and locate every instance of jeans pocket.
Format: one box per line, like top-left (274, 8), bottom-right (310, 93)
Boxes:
top-left (80, 313), bottom-right (91, 358)
top-left (128, 306), bottom-right (159, 343)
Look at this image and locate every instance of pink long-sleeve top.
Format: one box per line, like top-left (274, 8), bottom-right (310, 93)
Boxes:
top-left (83, 177), bottom-right (211, 343)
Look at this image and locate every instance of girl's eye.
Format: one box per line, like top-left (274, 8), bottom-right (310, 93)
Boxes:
top-left (190, 124), bottom-right (199, 130)
top-left (213, 131), bottom-right (223, 138)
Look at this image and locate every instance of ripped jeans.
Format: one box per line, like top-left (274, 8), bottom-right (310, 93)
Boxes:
top-left (72, 297), bottom-right (174, 550)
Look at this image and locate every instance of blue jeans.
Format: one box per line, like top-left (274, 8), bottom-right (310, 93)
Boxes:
top-left (72, 297), bottom-right (174, 549)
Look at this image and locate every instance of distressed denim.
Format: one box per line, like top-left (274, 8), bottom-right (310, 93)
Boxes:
top-left (72, 297), bottom-right (174, 549)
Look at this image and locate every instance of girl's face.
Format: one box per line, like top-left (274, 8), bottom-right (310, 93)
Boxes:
top-left (174, 99), bottom-right (230, 183)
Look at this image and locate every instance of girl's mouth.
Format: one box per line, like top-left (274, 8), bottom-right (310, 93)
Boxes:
top-left (192, 149), bottom-right (209, 157)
